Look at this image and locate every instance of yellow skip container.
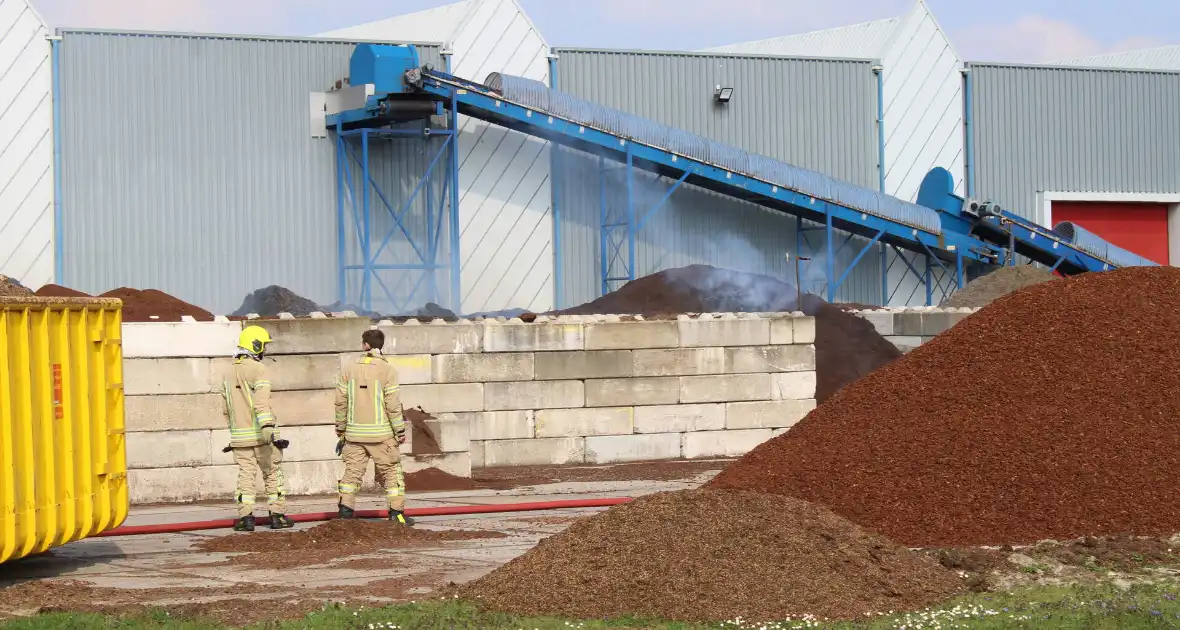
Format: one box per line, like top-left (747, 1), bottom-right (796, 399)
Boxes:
top-left (1, 296), bottom-right (128, 564)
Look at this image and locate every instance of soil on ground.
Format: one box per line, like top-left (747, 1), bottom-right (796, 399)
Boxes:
top-left (941, 265), bottom-right (1058, 308)
top-left (709, 266), bottom-right (1180, 547)
top-left (462, 489), bottom-right (962, 623)
top-left (98, 287), bottom-right (214, 322)
top-left (556, 265), bottom-right (901, 402)
top-left (34, 283), bottom-right (90, 297)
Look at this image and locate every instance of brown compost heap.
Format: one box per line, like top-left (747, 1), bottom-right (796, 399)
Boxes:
top-left (463, 489), bottom-right (961, 622)
top-left (32, 284), bottom-right (214, 322)
top-left (709, 266), bottom-right (1180, 547)
top-left (0, 275), bottom-right (33, 297)
top-left (558, 265), bottom-right (900, 402)
top-left (941, 265), bottom-right (1058, 308)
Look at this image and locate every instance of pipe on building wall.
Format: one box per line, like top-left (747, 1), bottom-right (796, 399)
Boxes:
top-left (444, 51), bottom-right (462, 313)
top-left (51, 37), bottom-right (64, 284)
top-left (548, 52), bottom-right (562, 310)
top-left (962, 66), bottom-right (975, 198)
top-left (872, 64), bottom-right (886, 194)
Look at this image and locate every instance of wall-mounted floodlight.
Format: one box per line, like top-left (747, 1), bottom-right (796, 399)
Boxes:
top-left (714, 85), bottom-right (733, 103)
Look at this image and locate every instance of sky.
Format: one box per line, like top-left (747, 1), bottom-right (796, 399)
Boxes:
top-left (26, 0), bottom-right (1179, 64)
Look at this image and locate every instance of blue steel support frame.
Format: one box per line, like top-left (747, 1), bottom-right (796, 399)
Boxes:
top-left (332, 123), bottom-right (459, 315)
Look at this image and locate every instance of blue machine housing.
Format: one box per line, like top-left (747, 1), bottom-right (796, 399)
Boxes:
top-left (349, 44), bottom-right (419, 95)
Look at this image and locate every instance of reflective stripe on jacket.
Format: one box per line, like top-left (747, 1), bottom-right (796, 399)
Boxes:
top-left (334, 351), bottom-right (405, 444)
top-left (222, 355), bottom-right (277, 448)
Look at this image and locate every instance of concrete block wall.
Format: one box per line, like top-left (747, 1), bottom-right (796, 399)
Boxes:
top-left (119, 312), bottom-right (818, 503)
top-left (849, 307), bottom-right (982, 353)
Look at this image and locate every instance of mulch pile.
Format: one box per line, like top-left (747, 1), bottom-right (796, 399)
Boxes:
top-left (98, 288), bottom-right (214, 322)
top-left (0, 275), bottom-right (33, 297)
top-left (34, 283), bottom-right (89, 298)
top-left (232, 285), bottom-right (320, 318)
top-left (406, 407), bottom-right (442, 455)
top-left (941, 265), bottom-right (1058, 308)
top-left (557, 265), bottom-right (900, 402)
top-left (463, 489), bottom-right (961, 622)
top-left (406, 467), bottom-right (478, 491)
top-left (708, 266), bottom-right (1180, 547)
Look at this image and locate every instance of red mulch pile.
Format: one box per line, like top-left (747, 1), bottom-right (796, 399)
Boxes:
top-left (35, 284), bottom-right (90, 298)
top-left (463, 489), bottom-right (961, 622)
top-left (708, 266), bottom-right (1180, 547)
top-left (98, 287), bottom-right (214, 322)
top-left (406, 467), bottom-right (477, 491)
top-left (557, 265), bottom-right (900, 402)
top-left (406, 406), bottom-right (442, 455)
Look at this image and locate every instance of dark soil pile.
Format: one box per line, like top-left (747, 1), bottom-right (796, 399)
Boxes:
top-left (99, 288), bottom-right (214, 322)
top-left (463, 489), bottom-right (960, 622)
top-left (557, 265), bottom-right (900, 402)
top-left (0, 275), bottom-right (33, 297)
top-left (941, 265), bottom-right (1058, 308)
top-left (35, 284), bottom-right (90, 298)
top-left (406, 467), bottom-right (478, 491)
top-left (406, 407), bottom-right (442, 455)
top-left (708, 266), bottom-right (1180, 547)
top-left (232, 285), bottom-right (320, 317)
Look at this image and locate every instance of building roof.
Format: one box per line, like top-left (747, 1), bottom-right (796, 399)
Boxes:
top-left (700, 16), bottom-right (900, 58)
top-left (317, 0), bottom-right (473, 45)
top-left (1052, 44), bottom-right (1180, 71)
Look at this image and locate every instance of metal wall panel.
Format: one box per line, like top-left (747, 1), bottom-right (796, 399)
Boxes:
top-left (969, 63), bottom-right (1180, 224)
top-left (0, 0), bottom-right (53, 289)
top-left (57, 30), bottom-right (443, 315)
top-left (553, 49), bottom-right (882, 308)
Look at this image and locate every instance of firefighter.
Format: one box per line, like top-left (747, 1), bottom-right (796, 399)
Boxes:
top-left (334, 328), bottom-right (414, 526)
top-left (222, 325), bottom-right (293, 532)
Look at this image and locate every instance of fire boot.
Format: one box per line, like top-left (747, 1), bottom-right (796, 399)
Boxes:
top-left (338, 504), bottom-right (355, 519)
top-left (269, 512), bottom-right (294, 529)
top-left (233, 515), bottom-right (255, 532)
top-left (389, 510), bottom-right (415, 526)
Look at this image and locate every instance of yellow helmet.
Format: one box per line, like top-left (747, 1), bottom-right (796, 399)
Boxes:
top-left (238, 325), bottom-right (273, 354)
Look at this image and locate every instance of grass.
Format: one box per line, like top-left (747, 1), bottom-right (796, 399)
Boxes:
top-left (6, 583), bottom-right (1180, 630)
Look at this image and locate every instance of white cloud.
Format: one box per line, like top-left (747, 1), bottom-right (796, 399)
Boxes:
top-left (952, 14), bottom-right (1166, 63)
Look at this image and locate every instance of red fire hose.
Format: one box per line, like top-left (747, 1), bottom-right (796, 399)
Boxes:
top-left (94, 497), bottom-right (634, 537)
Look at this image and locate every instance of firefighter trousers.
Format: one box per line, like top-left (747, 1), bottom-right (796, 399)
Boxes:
top-left (232, 443), bottom-right (287, 517)
top-left (337, 438), bottom-right (404, 511)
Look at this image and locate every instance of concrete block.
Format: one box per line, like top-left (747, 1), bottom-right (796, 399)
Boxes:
top-left (464, 410), bottom-right (534, 441)
top-left (724, 346), bottom-right (815, 373)
top-left (404, 452), bottom-right (472, 479)
top-left (633, 403), bottom-right (725, 433)
top-left (484, 380), bottom-right (584, 411)
top-left (584, 321), bottom-right (679, 350)
top-left (255, 318), bottom-right (372, 354)
top-left (411, 414), bottom-right (471, 454)
top-left (129, 465), bottom-right (237, 504)
top-left (946, 311), bottom-right (973, 330)
top-left (402, 383), bottom-right (485, 413)
top-left (792, 316), bottom-right (816, 344)
top-left (725, 399), bottom-right (816, 430)
top-left (483, 437), bottom-right (585, 467)
top-left (771, 372), bottom-right (817, 400)
top-left (432, 352), bottom-right (533, 383)
top-left (585, 377), bottom-right (680, 407)
top-left (123, 358), bottom-right (216, 395)
top-left (281, 460), bottom-right (342, 496)
top-left (680, 374), bottom-right (773, 404)
top-left (271, 390), bottom-right (337, 427)
top-left (470, 440), bottom-right (486, 468)
top-left (337, 353), bottom-right (432, 384)
top-left (269, 354), bottom-right (342, 391)
top-left (126, 430), bottom-right (213, 468)
top-left (122, 321), bottom-right (241, 358)
top-left (535, 407), bottom-right (633, 438)
top-left (769, 318), bottom-right (793, 345)
top-left (585, 433), bottom-right (682, 464)
top-left (677, 318), bottom-right (770, 347)
top-left (534, 350), bottom-right (632, 380)
top-left (683, 429), bottom-right (775, 459)
top-left (209, 424), bottom-right (338, 466)
top-left (482, 322), bottom-right (584, 352)
top-left (125, 394), bottom-right (223, 432)
top-left (856, 311), bottom-right (894, 336)
top-left (886, 336), bottom-right (923, 353)
top-left (378, 321), bottom-right (483, 355)
top-left (633, 348), bottom-right (726, 377)
top-left (894, 312), bottom-right (923, 336)
top-left (920, 312), bottom-right (952, 336)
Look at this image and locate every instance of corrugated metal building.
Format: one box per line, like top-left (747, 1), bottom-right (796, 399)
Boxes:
top-left (705, 0), bottom-right (965, 304)
top-left (967, 62), bottom-right (1180, 266)
top-left (0, 0), bottom-right (53, 288)
top-left (552, 48), bottom-right (885, 307)
top-left (321, 0), bottom-right (556, 314)
top-left (56, 30), bottom-right (444, 315)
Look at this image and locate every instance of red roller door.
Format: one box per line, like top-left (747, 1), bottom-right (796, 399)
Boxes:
top-left (1052, 202), bottom-right (1170, 265)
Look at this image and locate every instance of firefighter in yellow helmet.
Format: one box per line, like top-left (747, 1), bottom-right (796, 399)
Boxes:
top-left (334, 328), bottom-right (414, 525)
top-left (221, 325), bottom-right (293, 531)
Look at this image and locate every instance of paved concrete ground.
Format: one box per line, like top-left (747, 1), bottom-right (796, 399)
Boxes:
top-left (0, 471), bottom-right (718, 618)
